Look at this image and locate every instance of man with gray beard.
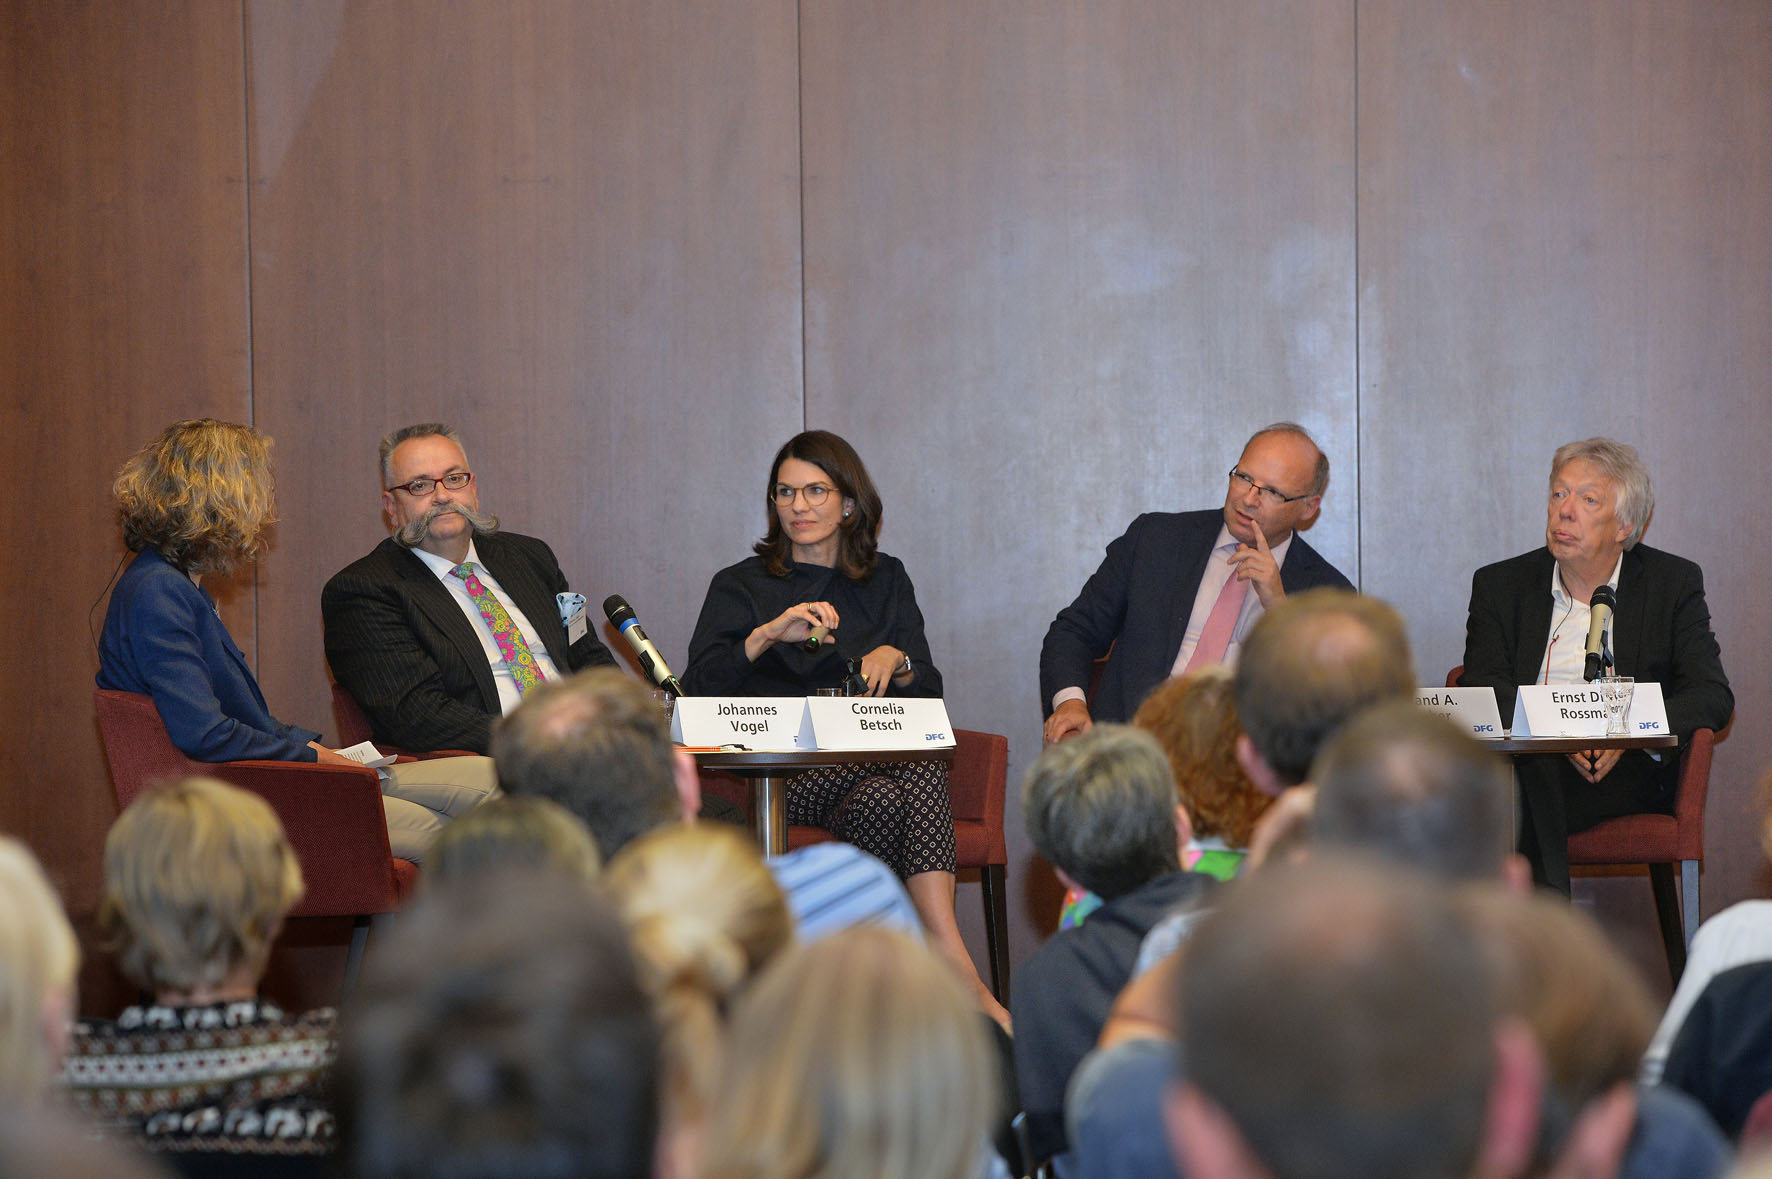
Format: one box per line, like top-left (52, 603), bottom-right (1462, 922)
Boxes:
top-left (323, 422), bottom-right (616, 754)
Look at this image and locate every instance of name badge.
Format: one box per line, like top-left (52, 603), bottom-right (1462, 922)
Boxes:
top-left (807, 697), bottom-right (957, 751)
top-left (1415, 686), bottom-right (1505, 738)
top-left (673, 697), bottom-right (810, 750)
top-left (557, 592), bottom-right (588, 644)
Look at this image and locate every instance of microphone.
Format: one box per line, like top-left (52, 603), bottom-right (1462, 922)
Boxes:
top-left (1583, 585), bottom-right (1616, 682)
top-left (602, 595), bottom-right (685, 697)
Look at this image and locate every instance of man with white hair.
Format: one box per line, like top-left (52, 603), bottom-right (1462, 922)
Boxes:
top-left (1460, 437), bottom-right (1732, 893)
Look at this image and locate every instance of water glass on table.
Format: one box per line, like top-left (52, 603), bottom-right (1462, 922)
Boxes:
top-left (1598, 675), bottom-right (1635, 736)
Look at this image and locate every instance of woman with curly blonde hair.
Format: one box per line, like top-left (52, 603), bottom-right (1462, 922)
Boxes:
top-left (603, 823), bottom-right (792, 1177)
top-left (97, 420), bottom-right (492, 859)
top-left (98, 419), bottom-right (338, 764)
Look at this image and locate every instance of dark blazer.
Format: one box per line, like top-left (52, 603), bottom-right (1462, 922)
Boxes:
top-left (321, 533), bottom-right (615, 754)
top-left (1461, 544), bottom-right (1733, 741)
top-left (1039, 509), bottom-right (1353, 724)
top-left (97, 549), bottom-right (321, 762)
top-left (1461, 544), bottom-right (1733, 890)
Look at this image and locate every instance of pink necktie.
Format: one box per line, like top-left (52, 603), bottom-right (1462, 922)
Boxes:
top-left (1184, 568), bottom-right (1249, 674)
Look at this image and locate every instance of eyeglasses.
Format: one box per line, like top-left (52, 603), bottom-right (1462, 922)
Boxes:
top-left (388, 470), bottom-right (474, 497)
top-left (772, 482), bottom-right (835, 506)
top-left (1228, 468), bottom-right (1311, 506)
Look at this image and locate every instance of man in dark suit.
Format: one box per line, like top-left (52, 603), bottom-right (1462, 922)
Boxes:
top-left (1461, 438), bottom-right (1733, 893)
top-left (1040, 423), bottom-right (1352, 742)
top-left (322, 423), bottom-right (616, 754)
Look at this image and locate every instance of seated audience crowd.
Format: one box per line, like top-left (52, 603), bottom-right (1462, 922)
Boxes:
top-left (11, 429), bottom-right (1762, 1178)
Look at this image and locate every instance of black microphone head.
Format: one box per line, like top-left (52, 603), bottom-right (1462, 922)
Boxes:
top-left (602, 595), bottom-right (636, 626)
top-left (1590, 585), bottom-right (1617, 610)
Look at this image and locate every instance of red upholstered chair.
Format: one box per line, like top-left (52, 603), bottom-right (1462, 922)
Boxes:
top-left (94, 689), bottom-right (416, 988)
top-left (700, 728), bottom-right (1014, 1002)
top-left (330, 681), bottom-right (474, 759)
top-left (1445, 665), bottom-right (1713, 982)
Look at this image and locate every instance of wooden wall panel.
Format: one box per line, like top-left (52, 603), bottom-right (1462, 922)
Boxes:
top-left (801, 1), bottom-right (1359, 961)
top-left (1358, 2), bottom-right (1772, 942)
top-left (0, 1), bottom-right (250, 914)
top-left (244, 1), bottom-right (804, 732)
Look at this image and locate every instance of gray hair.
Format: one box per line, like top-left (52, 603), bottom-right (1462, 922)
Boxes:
top-left (1248, 422), bottom-right (1330, 497)
top-left (1021, 725), bottom-right (1181, 900)
top-left (379, 422), bottom-right (466, 490)
top-left (1551, 438), bottom-right (1654, 549)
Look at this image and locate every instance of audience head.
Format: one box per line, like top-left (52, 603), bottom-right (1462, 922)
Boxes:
top-left (1169, 856), bottom-right (1537, 1179)
top-left (701, 926), bottom-right (997, 1179)
top-left (0, 838), bottom-right (79, 1102)
top-left (338, 875), bottom-right (659, 1179)
top-left (1022, 724), bottom-right (1185, 900)
top-left (425, 796), bottom-right (601, 890)
top-left (492, 668), bottom-right (698, 859)
top-left (1549, 437), bottom-right (1653, 551)
top-left (113, 418), bottom-right (275, 576)
top-left (378, 422), bottom-right (500, 553)
top-left (604, 824), bottom-right (793, 1145)
top-left (1311, 701), bottom-right (1518, 884)
top-left (1457, 888), bottom-right (1657, 1176)
top-left (754, 429), bottom-right (882, 579)
top-left (101, 776), bottom-right (301, 999)
top-left (1133, 667), bottom-right (1270, 849)
top-left (1233, 588), bottom-right (1415, 789)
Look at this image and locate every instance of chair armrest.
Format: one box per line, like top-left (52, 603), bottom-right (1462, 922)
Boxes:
top-left (198, 760), bottom-right (404, 915)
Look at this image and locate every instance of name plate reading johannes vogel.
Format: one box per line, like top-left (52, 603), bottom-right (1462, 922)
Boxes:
top-left (807, 697), bottom-right (956, 752)
top-left (673, 697), bottom-right (810, 751)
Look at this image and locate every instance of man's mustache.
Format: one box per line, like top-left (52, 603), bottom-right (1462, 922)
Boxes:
top-left (396, 501), bottom-right (500, 548)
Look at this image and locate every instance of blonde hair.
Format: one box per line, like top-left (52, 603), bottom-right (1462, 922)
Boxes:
top-left (101, 777), bottom-right (303, 993)
top-left (0, 837), bottom-right (79, 1101)
top-left (701, 927), bottom-right (998, 1179)
top-left (427, 796), bottom-right (602, 888)
top-left (1134, 667), bottom-right (1271, 848)
top-left (113, 419), bottom-right (275, 576)
top-left (603, 824), bottom-right (792, 1128)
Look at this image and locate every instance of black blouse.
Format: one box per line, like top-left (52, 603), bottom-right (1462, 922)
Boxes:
top-left (682, 553), bottom-right (943, 698)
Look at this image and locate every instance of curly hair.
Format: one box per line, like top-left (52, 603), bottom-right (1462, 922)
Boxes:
top-left (1133, 668), bottom-right (1272, 848)
top-left (113, 419), bottom-right (275, 576)
top-left (753, 430), bottom-right (883, 580)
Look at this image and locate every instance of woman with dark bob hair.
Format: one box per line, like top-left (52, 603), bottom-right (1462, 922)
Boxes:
top-left (683, 430), bottom-right (1004, 1023)
top-left (97, 419), bottom-right (494, 860)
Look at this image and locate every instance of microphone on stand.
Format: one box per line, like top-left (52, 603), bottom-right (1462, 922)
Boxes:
top-left (1583, 585), bottom-right (1616, 682)
top-left (603, 595), bottom-right (685, 697)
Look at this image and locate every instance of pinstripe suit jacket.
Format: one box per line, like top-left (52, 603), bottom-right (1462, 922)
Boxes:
top-left (322, 533), bottom-right (615, 754)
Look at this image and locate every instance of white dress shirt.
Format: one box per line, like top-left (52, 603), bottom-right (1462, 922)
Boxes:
top-left (1534, 553), bottom-right (1623, 686)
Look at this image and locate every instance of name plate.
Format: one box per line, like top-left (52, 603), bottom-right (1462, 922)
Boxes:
top-left (1415, 686), bottom-right (1505, 739)
top-left (1509, 683), bottom-right (1671, 738)
top-left (673, 697), bottom-right (810, 750)
top-left (807, 697), bottom-right (957, 751)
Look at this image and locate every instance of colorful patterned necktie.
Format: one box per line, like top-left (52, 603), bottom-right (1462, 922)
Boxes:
top-left (451, 561), bottom-right (546, 696)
